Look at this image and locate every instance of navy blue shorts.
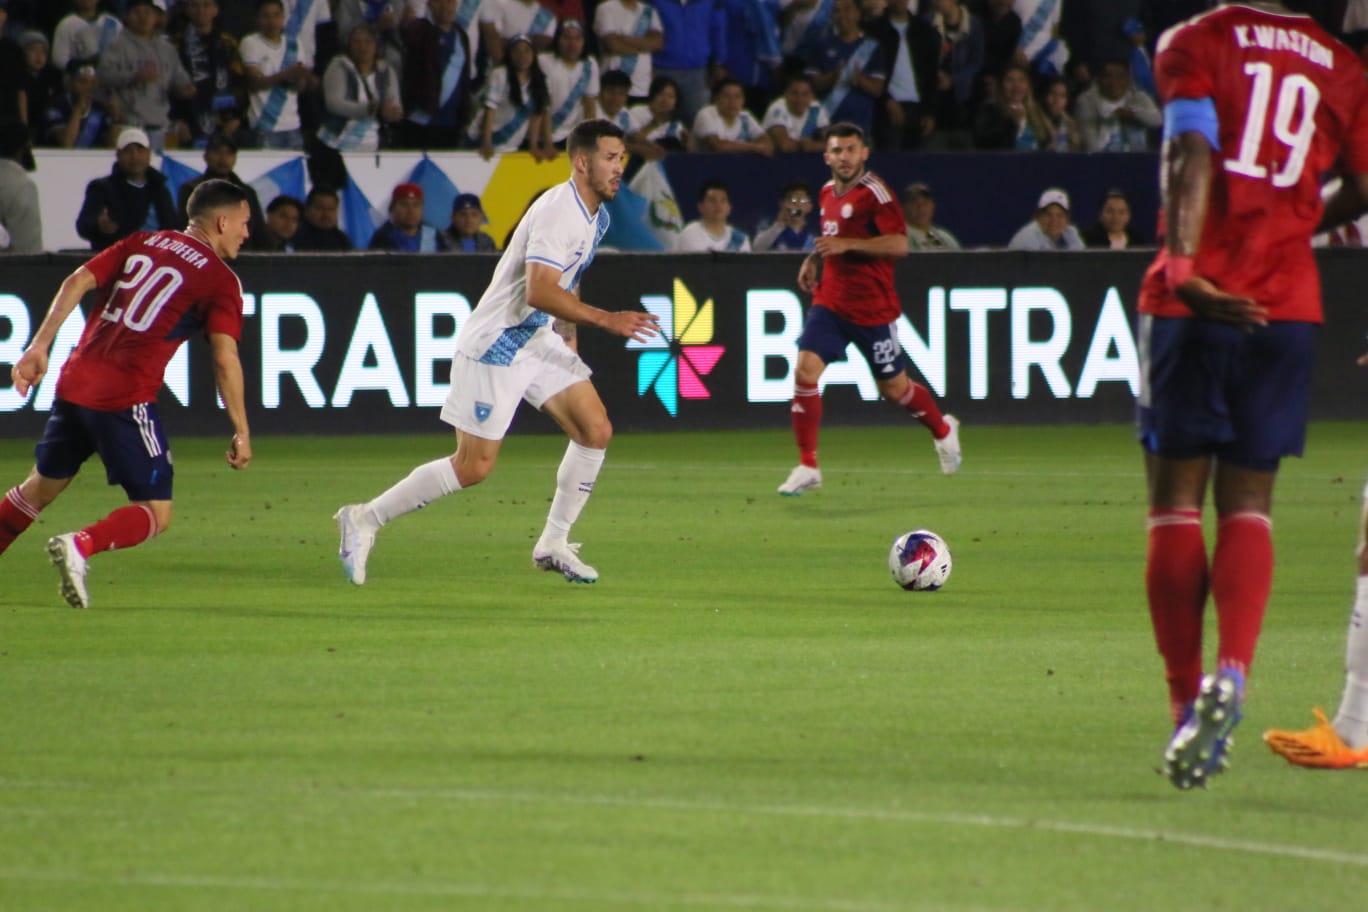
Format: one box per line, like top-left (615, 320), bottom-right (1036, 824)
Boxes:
top-left (796, 305), bottom-right (912, 379)
top-left (1136, 316), bottom-right (1316, 471)
top-left (35, 399), bottom-right (174, 501)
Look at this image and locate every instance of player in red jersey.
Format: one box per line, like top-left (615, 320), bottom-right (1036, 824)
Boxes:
top-left (777, 122), bottom-right (959, 496)
top-left (1, 179), bottom-right (254, 609)
top-left (1135, 1), bottom-right (1368, 789)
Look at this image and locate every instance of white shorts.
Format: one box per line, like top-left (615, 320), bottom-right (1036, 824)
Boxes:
top-left (440, 333), bottom-right (592, 439)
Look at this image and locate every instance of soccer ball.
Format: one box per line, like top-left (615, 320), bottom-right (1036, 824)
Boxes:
top-left (889, 530), bottom-right (952, 591)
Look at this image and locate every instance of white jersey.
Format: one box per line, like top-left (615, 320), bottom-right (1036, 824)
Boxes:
top-left (594, 0), bottom-right (660, 97)
top-left (284, 0), bottom-right (332, 67)
top-left (52, 12), bottom-right (123, 69)
top-left (627, 103), bottom-right (688, 143)
top-left (542, 54), bottom-right (600, 143)
top-left (691, 104), bottom-right (764, 144)
top-left (466, 67), bottom-right (536, 149)
top-left (456, 179), bottom-right (610, 365)
top-left (489, 0), bottom-right (557, 41)
top-left (240, 32), bottom-right (306, 133)
top-left (675, 221), bottom-right (751, 252)
top-left (762, 97), bottom-right (829, 141)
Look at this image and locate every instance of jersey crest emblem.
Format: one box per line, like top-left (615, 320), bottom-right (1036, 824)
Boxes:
top-left (840, 203), bottom-right (853, 219)
top-left (474, 402), bottom-right (493, 422)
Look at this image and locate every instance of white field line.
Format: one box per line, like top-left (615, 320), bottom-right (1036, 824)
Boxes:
top-left (2, 777), bottom-right (1365, 870)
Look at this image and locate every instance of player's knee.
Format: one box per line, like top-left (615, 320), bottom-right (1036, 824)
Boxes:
top-left (147, 503), bottom-right (172, 534)
top-left (582, 417), bottom-right (613, 450)
top-left (455, 453), bottom-right (496, 487)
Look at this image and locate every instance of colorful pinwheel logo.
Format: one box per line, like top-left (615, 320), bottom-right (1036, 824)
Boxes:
top-left (627, 279), bottom-right (726, 416)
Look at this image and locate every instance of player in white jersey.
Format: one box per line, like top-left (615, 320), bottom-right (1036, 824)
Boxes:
top-left (333, 120), bottom-right (659, 586)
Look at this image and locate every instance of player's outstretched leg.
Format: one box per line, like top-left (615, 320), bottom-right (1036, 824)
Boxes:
top-left (777, 464), bottom-right (822, 496)
top-left (335, 456), bottom-right (463, 585)
top-left (1163, 667), bottom-right (1244, 789)
top-left (1264, 708), bottom-right (1368, 769)
top-left (533, 441), bottom-right (605, 583)
top-left (533, 542), bottom-right (599, 583)
top-left (934, 415), bottom-right (962, 475)
top-left (779, 382), bottom-right (823, 495)
top-left (46, 533), bottom-right (89, 609)
top-left (334, 504), bottom-right (379, 586)
top-left (0, 486), bottom-right (42, 556)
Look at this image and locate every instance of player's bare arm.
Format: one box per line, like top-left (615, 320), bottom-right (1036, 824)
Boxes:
top-left (210, 332), bottom-right (252, 470)
top-left (813, 232), bottom-right (908, 259)
top-left (797, 254), bottom-right (820, 292)
top-left (525, 262), bottom-right (659, 342)
top-left (11, 266), bottom-right (98, 397)
top-left (1164, 130), bottom-right (1266, 328)
top-left (1318, 172), bottom-right (1368, 234)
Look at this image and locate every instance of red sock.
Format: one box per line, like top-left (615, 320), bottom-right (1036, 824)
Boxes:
top-left (0, 487), bottom-right (40, 556)
top-left (791, 384), bottom-right (822, 468)
top-left (75, 505), bottom-right (159, 558)
top-left (1211, 512), bottom-right (1274, 680)
top-left (897, 382), bottom-right (949, 438)
top-left (1146, 509), bottom-right (1208, 723)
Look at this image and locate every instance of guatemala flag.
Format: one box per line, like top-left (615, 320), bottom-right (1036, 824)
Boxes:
top-left (338, 175), bottom-right (385, 248)
top-left (603, 182), bottom-right (664, 251)
top-left (248, 156), bottom-right (308, 208)
top-left (157, 154), bottom-right (202, 211)
top-left (626, 161), bottom-right (683, 249)
top-left (407, 156), bottom-right (460, 231)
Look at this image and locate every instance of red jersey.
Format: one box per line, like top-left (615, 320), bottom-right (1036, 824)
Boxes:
top-left (814, 171), bottom-right (906, 325)
top-left (1139, 4), bottom-right (1368, 321)
top-left (57, 230), bottom-right (244, 410)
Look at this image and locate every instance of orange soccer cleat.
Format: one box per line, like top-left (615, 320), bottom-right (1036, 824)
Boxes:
top-left (1263, 709), bottom-right (1368, 770)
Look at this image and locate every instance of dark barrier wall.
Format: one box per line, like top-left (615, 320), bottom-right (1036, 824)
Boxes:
top-left (2, 251), bottom-right (1366, 439)
top-left (661, 152), bottom-right (1163, 248)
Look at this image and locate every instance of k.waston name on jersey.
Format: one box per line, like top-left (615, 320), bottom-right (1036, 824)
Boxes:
top-left (143, 233), bottom-right (211, 270)
top-left (1233, 23), bottom-right (1335, 69)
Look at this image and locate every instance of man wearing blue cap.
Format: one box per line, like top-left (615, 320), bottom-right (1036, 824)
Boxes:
top-left (441, 192), bottom-right (496, 252)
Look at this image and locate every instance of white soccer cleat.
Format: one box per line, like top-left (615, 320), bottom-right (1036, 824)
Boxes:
top-left (533, 542), bottom-right (599, 583)
top-left (777, 464), bottom-right (822, 496)
top-left (934, 415), bottom-right (962, 475)
top-left (334, 504), bottom-right (377, 586)
top-left (47, 533), bottom-right (89, 609)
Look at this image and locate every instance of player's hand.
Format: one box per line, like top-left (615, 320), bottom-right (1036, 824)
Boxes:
top-left (226, 432), bottom-right (252, 470)
top-left (797, 256), bottom-right (819, 293)
top-left (601, 309), bottom-right (660, 342)
top-left (1356, 350), bottom-right (1368, 367)
top-left (1174, 276), bottom-right (1267, 329)
top-left (11, 349), bottom-right (48, 397)
top-left (813, 236), bottom-right (851, 257)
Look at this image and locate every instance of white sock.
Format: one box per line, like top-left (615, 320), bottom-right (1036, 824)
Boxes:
top-left (537, 442), bottom-right (605, 550)
top-left (1333, 575), bottom-right (1368, 749)
top-left (366, 457), bottom-right (461, 526)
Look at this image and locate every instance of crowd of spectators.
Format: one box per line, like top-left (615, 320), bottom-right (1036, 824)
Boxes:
top-left (0, 0), bottom-right (1366, 253)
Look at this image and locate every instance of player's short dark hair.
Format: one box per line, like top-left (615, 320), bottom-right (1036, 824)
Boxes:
top-left (568, 119), bottom-right (626, 155)
top-left (784, 72), bottom-right (815, 91)
top-left (187, 179), bottom-right (250, 219)
top-left (600, 69), bottom-right (631, 91)
top-left (778, 181), bottom-right (811, 201)
top-left (256, 0), bottom-right (284, 11)
top-left (698, 180), bottom-right (730, 203)
top-left (267, 194), bottom-right (304, 216)
top-left (826, 122), bottom-right (867, 144)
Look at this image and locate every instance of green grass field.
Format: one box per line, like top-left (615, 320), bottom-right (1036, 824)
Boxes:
top-left (3, 423), bottom-right (1367, 911)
